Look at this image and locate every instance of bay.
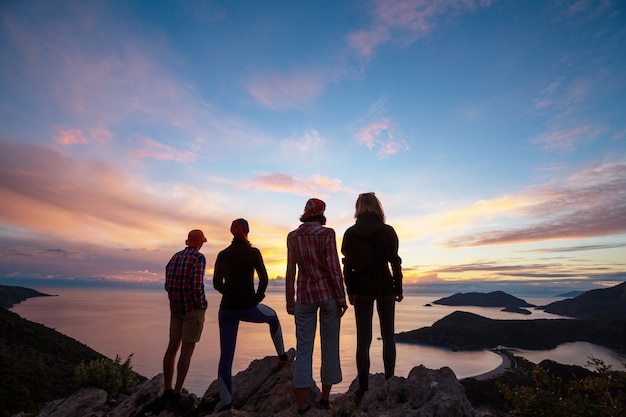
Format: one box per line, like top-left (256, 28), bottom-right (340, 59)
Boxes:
top-left (11, 287), bottom-right (626, 396)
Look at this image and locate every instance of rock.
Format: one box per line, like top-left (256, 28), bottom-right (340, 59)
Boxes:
top-left (199, 348), bottom-right (307, 415)
top-left (107, 374), bottom-right (163, 417)
top-left (36, 387), bottom-right (107, 417)
top-left (333, 366), bottom-right (476, 417)
top-left (40, 349), bottom-right (484, 417)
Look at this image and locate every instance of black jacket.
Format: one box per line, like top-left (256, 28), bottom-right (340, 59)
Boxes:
top-left (341, 213), bottom-right (402, 297)
top-left (213, 238), bottom-right (268, 310)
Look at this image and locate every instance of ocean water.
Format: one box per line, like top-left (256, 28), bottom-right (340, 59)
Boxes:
top-left (11, 287), bottom-right (626, 396)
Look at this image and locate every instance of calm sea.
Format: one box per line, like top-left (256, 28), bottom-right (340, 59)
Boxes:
top-left (11, 288), bottom-right (626, 396)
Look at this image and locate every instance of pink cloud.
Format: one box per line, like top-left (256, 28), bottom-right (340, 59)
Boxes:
top-left (347, 0), bottom-right (491, 59)
top-left (445, 161), bottom-right (626, 247)
top-left (54, 127), bottom-right (114, 145)
top-left (0, 140), bottom-right (223, 251)
top-left (355, 119), bottom-right (409, 158)
top-left (132, 135), bottom-right (197, 163)
top-left (247, 173), bottom-right (343, 196)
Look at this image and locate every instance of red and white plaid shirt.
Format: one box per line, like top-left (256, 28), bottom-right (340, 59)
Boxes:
top-left (286, 222), bottom-right (346, 305)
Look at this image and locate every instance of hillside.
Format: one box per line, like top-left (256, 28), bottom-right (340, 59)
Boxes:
top-left (396, 310), bottom-right (626, 350)
top-left (0, 284), bottom-right (52, 308)
top-left (433, 291), bottom-right (535, 308)
top-left (0, 306), bottom-right (121, 416)
top-left (539, 281), bottom-right (626, 318)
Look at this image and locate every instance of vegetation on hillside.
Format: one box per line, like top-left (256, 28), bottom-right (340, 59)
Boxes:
top-left (462, 353), bottom-right (626, 417)
top-left (0, 307), bottom-right (144, 416)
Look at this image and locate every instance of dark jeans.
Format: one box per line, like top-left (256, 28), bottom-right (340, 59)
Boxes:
top-left (353, 294), bottom-right (396, 391)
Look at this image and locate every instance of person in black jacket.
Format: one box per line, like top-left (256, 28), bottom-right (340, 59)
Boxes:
top-left (213, 218), bottom-right (288, 410)
top-left (341, 193), bottom-right (403, 400)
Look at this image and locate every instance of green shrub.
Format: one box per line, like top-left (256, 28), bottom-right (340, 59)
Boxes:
top-left (502, 357), bottom-right (626, 417)
top-left (73, 354), bottom-right (137, 398)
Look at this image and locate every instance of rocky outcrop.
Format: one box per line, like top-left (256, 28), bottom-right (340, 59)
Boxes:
top-left (34, 347), bottom-right (492, 417)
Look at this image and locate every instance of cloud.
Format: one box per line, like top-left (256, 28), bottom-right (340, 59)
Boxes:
top-left (247, 71), bottom-right (326, 111)
top-left (355, 119), bottom-right (409, 158)
top-left (346, 0), bottom-right (492, 59)
top-left (54, 128), bottom-right (114, 145)
top-left (0, 140), bottom-right (224, 250)
top-left (245, 173), bottom-right (345, 196)
top-left (525, 242), bottom-right (626, 253)
top-left (445, 160), bottom-right (626, 247)
top-left (531, 124), bottom-right (601, 151)
top-left (132, 135), bottom-right (197, 163)
top-left (280, 129), bottom-right (323, 155)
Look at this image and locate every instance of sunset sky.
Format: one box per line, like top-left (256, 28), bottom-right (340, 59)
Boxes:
top-left (1, 0), bottom-right (625, 294)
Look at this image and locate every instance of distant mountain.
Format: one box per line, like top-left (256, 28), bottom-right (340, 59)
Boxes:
top-left (0, 284), bottom-right (52, 308)
top-left (395, 310), bottom-right (626, 350)
top-left (557, 290), bottom-right (586, 298)
top-left (539, 282), bottom-right (626, 319)
top-left (433, 291), bottom-right (535, 308)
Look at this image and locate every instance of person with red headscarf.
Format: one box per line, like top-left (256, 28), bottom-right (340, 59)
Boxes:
top-left (213, 218), bottom-right (288, 411)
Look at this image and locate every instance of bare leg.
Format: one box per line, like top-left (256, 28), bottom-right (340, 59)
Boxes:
top-left (173, 342), bottom-right (196, 393)
top-left (296, 387), bottom-right (308, 411)
top-left (321, 383), bottom-right (332, 401)
top-left (163, 337), bottom-right (181, 391)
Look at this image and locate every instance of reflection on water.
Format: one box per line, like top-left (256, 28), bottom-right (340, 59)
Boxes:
top-left (514, 342), bottom-right (626, 370)
top-left (10, 288), bottom-right (626, 396)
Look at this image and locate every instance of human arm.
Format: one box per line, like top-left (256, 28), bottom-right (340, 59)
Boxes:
top-left (285, 238), bottom-right (296, 315)
top-left (212, 254), bottom-right (226, 294)
top-left (254, 248), bottom-right (268, 304)
top-left (386, 226), bottom-right (403, 301)
top-left (192, 253), bottom-right (207, 308)
top-left (326, 230), bottom-right (348, 316)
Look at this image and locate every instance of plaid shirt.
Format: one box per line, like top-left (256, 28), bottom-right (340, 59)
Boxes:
top-left (286, 222), bottom-right (346, 305)
top-left (165, 246), bottom-right (207, 315)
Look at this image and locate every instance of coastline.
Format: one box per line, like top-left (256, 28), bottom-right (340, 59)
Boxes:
top-left (466, 350), bottom-right (512, 380)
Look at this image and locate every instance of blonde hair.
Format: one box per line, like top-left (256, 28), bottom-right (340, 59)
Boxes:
top-left (354, 192), bottom-right (385, 222)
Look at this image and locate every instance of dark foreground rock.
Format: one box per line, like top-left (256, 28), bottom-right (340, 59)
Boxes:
top-left (34, 348), bottom-right (501, 417)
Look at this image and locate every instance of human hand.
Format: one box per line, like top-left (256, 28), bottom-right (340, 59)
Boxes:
top-left (286, 300), bottom-right (295, 315)
top-left (337, 299), bottom-right (348, 317)
top-left (348, 294), bottom-right (354, 305)
top-left (395, 294), bottom-right (404, 302)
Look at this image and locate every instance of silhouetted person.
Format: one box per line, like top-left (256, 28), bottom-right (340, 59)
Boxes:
top-left (163, 229), bottom-right (208, 408)
top-left (341, 193), bottom-right (403, 400)
top-left (213, 218), bottom-right (288, 411)
top-left (286, 198), bottom-right (348, 413)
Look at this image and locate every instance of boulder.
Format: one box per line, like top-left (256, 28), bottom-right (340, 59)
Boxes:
top-left (36, 387), bottom-right (107, 417)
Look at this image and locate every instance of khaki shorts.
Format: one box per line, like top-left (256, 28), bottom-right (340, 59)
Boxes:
top-left (170, 308), bottom-right (206, 343)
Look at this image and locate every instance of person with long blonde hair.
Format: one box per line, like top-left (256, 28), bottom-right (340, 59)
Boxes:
top-left (341, 192), bottom-right (403, 400)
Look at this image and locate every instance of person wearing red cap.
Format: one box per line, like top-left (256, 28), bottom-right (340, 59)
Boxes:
top-left (213, 218), bottom-right (288, 411)
top-left (286, 198), bottom-right (348, 413)
top-left (162, 229), bottom-right (208, 409)
top-left (341, 192), bottom-right (403, 401)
